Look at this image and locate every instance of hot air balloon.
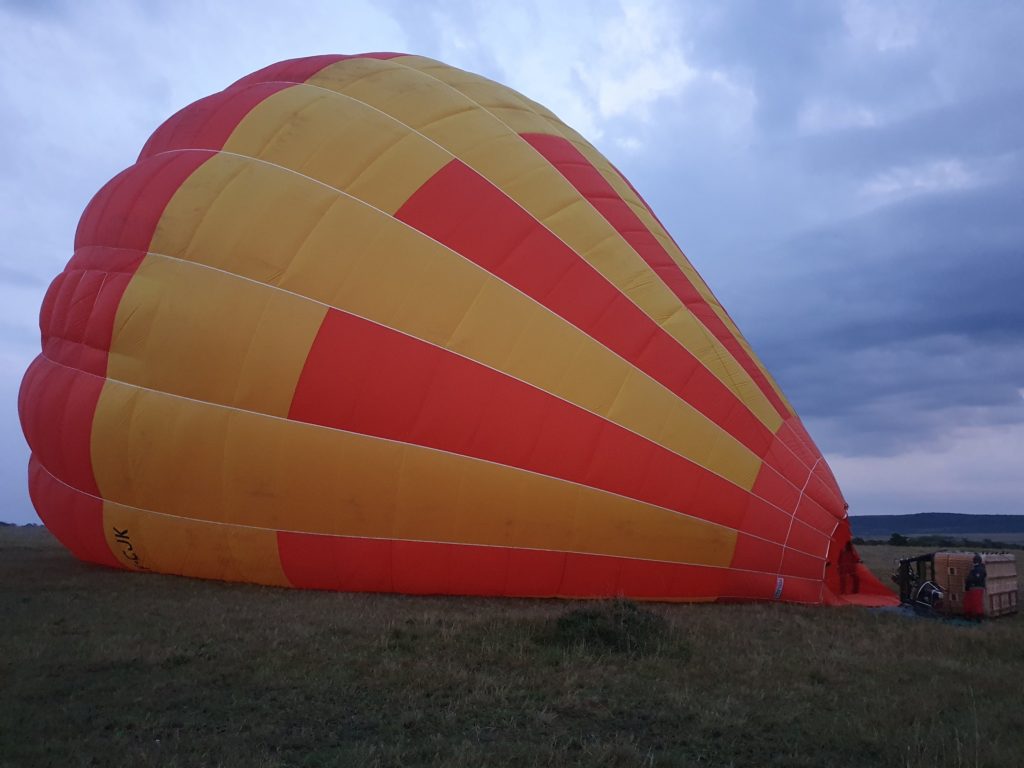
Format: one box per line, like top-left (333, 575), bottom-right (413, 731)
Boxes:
top-left (18, 53), bottom-right (895, 606)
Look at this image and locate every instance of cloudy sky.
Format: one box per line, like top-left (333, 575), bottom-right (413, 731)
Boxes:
top-left (1, 0), bottom-right (1022, 523)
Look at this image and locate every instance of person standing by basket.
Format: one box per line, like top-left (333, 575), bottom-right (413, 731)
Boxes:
top-left (838, 540), bottom-right (861, 594)
top-left (963, 554), bottom-right (987, 620)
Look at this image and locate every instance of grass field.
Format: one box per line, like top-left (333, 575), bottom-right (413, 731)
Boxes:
top-left (2, 526), bottom-right (1022, 767)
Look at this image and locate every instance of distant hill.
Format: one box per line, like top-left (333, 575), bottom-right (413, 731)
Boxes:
top-left (851, 513), bottom-right (1024, 538)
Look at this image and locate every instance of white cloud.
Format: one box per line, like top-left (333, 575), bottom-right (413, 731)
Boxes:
top-left (429, 0), bottom-right (749, 146)
top-left (860, 158), bottom-right (984, 203)
top-left (615, 135), bottom-right (643, 154)
top-left (579, 0), bottom-right (696, 121)
top-left (842, 0), bottom-right (923, 52)
top-left (797, 98), bottom-right (879, 135)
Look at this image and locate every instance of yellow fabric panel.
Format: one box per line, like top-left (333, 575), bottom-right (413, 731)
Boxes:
top-left (223, 85), bottom-right (449, 216)
top-left (387, 56), bottom-right (786, 421)
top-left (299, 58), bottom-right (781, 431)
top-left (107, 254), bottom-right (326, 417)
top-left (147, 151), bottom-right (761, 489)
top-left (307, 63), bottom-right (571, 219)
top-left (152, 153), bottom-right (335, 287)
top-left (102, 499), bottom-right (289, 587)
top-left (568, 137), bottom-right (794, 414)
top-left (417, 55), bottom-right (791, 414)
top-left (91, 378), bottom-right (738, 568)
top-left (397, 56), bottom-right (569, 135)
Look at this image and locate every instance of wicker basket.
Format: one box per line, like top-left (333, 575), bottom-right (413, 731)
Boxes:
top-left (932, 552), bottom-right (1018, 618)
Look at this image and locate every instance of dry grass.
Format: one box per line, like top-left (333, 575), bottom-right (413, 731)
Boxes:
top-left (1, 526), bottom-right (1022, 767)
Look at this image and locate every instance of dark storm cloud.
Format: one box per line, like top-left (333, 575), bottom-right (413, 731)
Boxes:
top-left (697, 1), bottom-right (1024, 134)
top-left (0, 0), bottom-right (70, 17)
top-left (596, 2), bottom-right (1024, 471)
top-left (742, 177), bottom-right (1024, 455)
top-left (798, 90), bottom-right (1024, 175)
top-left (686, 1), bottom-right (847, 132)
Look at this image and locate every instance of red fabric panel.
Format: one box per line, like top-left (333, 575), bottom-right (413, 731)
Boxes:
top-left (851, 564), bottom-right (897, 599)
top-left (27, 455), bottom-right (120, 569)
top-left (394, 160), bottom-right (777, 465)
top-left (751, 463), bottom-right (800, 518)
top-left (273, 533), bottom-right (394, 592)
top-left (815, 458), bottom-right (844, 505)
top-left (780, 418), bottom-right (824, 469)
top-left (758, 432), bottom-right (813, 495)
top-left (277, 532), bottom-right (727, 600)
top-left (805, 474), bottom-right (843, 521)
top-left (825, 520), bottom-right (851, 596)
top-left (827, 588), bottom-right (899, 607)
top-left (609, 161), bottom-right (674, 245)
top-left (821, 587), bottom-right (844, 607)
top-left (39, 247), bottom-right (145, 376)
top-left (775, 577), bottom-right (823, 604)
top-left (776, 418), bottom-right (843, 513)
top-left (730, 533), bottom-right (784, 574)
top-left (42, 152), bottom-right (212, 374)
top-left (718, 572), bottom-right (821, 604)
top-left (232, 53), bottom-right (405, 88)
top-left (737, 495), bottom-right (792, 543)
top-left (19, 356), bottom-right (105, 496)
top-left (139, 82), bottom-right (292, 160)
top-left (74, 151), bottom-right (211, 253)
top-left (520, 132), bottom-right (792, 421)
top-left (23, 151), bottom-right (211, 564)
top-left (792, 494), bottom-right (839, 537)
top-left (780, 548), bottom-right (825, 581)
top-left (784, 519), bottom-right (831, 559)
top-left (289, 308), bottom-right (788, 532)
top-left (718, 571), bottom-right (782, 602)
top-left (823, 518), bottom-right (894, 600)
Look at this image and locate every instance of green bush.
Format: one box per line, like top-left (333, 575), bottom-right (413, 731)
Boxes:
top-left (538, 599), bottom-right (671, 657)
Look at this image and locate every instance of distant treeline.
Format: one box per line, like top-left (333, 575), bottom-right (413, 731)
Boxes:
top-left (851, 513), bottom-right (1024, 538)
top-left (853, 534), bottom-right (1023, 551)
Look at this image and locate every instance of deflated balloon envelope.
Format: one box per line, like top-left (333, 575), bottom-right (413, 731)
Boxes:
top-left (18, 53), bottom-right (895, 606)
